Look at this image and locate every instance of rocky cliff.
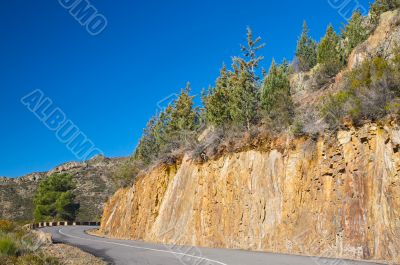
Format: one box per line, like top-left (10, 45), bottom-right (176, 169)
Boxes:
top-left (0, 156), bottom-right (126, 221)
top-left (100, 122), bottom-right (400, 263)
top-left (99, 10), bottom-right (400, 264)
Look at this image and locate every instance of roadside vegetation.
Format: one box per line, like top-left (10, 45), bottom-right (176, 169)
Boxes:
top-left (112, 0), bottom-right (400, 185)
top-left (0, 220), bottom-right (59, 265)
top-left (33, 173), bottom-right (79, 222)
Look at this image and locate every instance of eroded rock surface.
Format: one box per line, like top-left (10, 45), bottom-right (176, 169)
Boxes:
top-left (100, 123), bottom-right (400, 264)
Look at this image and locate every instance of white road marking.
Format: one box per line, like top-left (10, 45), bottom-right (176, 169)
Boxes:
top-left (58, 228), bottom-right (228, 265)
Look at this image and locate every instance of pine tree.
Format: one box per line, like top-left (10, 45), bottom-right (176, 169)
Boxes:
top-left (33, 174), bottom-right (79, 221)
top-left (341, 10), bottom-right (369, 59)
top-left (238, 27), bottom-right (266, 75)
top-left (229, 27), bottom-right (265, 130)
top-left (134, 116), bottom-right (160, 165)
top-left (295, 21), bottom-right (317, 71)
top-left (229, 68), bottom-right (260, 130)
top-left (260, 60), bottom-right (293, 127)
top-left (317, 25), bottom-right (344, 76)
top-left (166, 83), bottom-right (199, 143)
top-left (202, 65), bottom-right (232, 127)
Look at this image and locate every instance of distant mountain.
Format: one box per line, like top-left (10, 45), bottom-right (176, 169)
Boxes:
top-left (0, 156), bottom-right (128, 222)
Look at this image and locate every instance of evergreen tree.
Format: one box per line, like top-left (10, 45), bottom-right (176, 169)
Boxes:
top-left (295, 21), bottom-right (317, 71)
top-left (229, 69), bottom-right (260, 130)
top-left (33, 174), bottom-right (79, 221)
top-left (317, 25), bottom-right (344, 76)
top-left (238, 27), bottom-right (266, 74)
top-left (202, 65), bottom-right (232, 127)
top-left (229, 27), bottom-right (265, 130)
top-left (166, 83), bottom-right (199, 143)
top-left (134, 116), bottom-right (160, 165)
top-left (260, 60), bottom-right (294, 127)
top-left (341, 10), bottom-right (369, 59)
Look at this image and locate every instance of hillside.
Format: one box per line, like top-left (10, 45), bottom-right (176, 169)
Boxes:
top-left (0, 156), bottom-right (127, 221)
top-left (98, 8), bottom-right (400, 264)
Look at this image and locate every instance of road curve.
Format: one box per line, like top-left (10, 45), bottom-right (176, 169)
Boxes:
top-left (41, 226), bottom-right (384, 265)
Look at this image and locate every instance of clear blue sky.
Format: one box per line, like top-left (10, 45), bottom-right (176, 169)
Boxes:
top-left (0, 0), bottom-right (370, 177)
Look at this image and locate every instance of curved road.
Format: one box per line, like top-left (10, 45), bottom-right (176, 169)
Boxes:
top-left (41, 226), bottom-right (384, 265)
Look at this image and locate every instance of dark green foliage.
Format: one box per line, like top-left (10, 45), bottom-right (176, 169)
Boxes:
top-left (134, 84), bottom-right (199, 167)
top-left (202, 27), bottom-right (264, 131)
top-left (134, 116), bottom-right (160, 166)
top-left (296, 21), bottom-right (317, 71)
top-left (341, 10), bottom-right (369, 59)
top-left (202, 66), bottom-right (233, 127)
top-left (317, 25), bottom-right (345, 76)
top-left (165, 83), bottom-right (199, 141)
top-left (261, 60), bottom-right (294, 128)
top-left (33, 174), bottom-right (79, 222)
top-left (228, 27), bottom-right (264, 130)
top-left (370, 0), bottom-right (400, 25)
top-left (229, 66), bottom-right (260, 130)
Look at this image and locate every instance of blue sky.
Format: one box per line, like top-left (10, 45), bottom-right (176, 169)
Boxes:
top-left (0, 0), bottom-right (370, 177)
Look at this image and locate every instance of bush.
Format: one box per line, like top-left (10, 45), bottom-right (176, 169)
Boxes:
top-left (321, 51), bottom-right (400, 127)
top-left (111, 159), bottom-right (142, 188)
top-left (370, 0), bottom-right (400, 25)
top-left (0, 237), bottom-right (18, 257)
top-left (0, 221), bottom-right (14, 233)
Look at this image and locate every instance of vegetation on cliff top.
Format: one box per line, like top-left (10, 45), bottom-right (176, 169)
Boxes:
top-left (113, 1), bottom-right (400, 186)
top-left (0, 220), bottom-right (60, 265)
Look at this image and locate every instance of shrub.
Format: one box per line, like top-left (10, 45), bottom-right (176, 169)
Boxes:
top-left (0, 221), bottom-right (14, 233)
top-left (370, 0), bottom-right (400, 25)
top-left (112, 159), bottom-right (142, 188)
top-left (321, 51), bottom-right (400, 127)
top-left (0, 237), bottom-right (18, 257)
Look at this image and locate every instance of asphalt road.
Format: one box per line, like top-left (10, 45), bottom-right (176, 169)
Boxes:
top-left (41, 226), bottom-right (384, 265)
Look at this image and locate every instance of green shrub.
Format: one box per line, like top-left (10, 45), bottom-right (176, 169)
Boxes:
top-left (321, 50), bottom-right (400, 127)
top-left (370, 0), bottom-right (400, 25)
top-left (0, 237), bottom-right (18, 257)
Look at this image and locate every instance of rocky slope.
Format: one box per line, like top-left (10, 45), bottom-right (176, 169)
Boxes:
top-left (0, 156), bottom-right (126, 221)
top-left (100, 122), bottom-right (400, 263)
top-left (99, 10), bottom-right (400, 264)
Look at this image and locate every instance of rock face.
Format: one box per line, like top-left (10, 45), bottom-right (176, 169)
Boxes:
top-left (348, 10), bottom-right (400, 70)
top-left (100, 123), bottom-right (400, 263)
top-left (0, 156), bottom-right (126, 221)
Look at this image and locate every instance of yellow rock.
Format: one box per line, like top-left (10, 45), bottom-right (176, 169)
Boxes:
top-left (100, 123), bottom-right (400, 264)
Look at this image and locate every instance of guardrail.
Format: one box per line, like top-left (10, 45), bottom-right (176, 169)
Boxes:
top-left (26, 221), bottom-right (101, 229)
